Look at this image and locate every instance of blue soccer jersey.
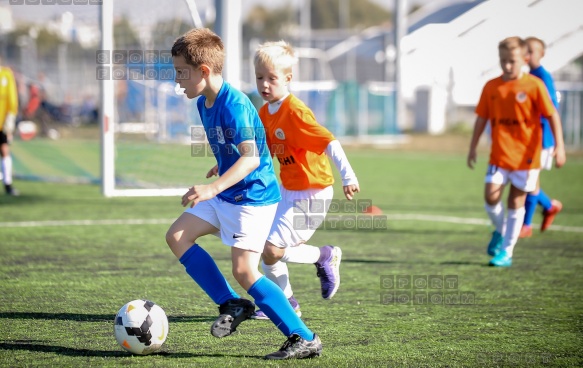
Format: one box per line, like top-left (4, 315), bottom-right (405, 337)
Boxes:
top-left (530, 65), bottom-right (558, 149)
top-left (196, 82), bottom-right (281, 206)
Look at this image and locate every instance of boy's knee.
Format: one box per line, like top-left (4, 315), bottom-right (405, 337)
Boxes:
top-left (485, 198), bottom-right (499, 206)
top-left (165, 230), bottom-right (177, 248)
top-left (262, 243), bottom-right (284, 265)
top-left (165, 229), bottom-right (190, 249)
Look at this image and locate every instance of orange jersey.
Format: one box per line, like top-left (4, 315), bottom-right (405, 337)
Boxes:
top-left (259, 94), bottom-right (335, 190)
top-left (476, 74), bottom-right (556, 170)
top-left (0, 67), bottom-right (19, 131)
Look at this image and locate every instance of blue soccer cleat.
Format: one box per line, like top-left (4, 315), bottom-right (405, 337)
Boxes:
top-left (489, 249), bottom-right (512, 267)
top-left (487, 230), bottom-right (504, 256)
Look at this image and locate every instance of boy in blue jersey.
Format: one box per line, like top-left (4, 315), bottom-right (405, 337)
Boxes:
top-left (167, 28), bottom-right (322, 360)
top-left (520, 37), bottom-right (562, 238)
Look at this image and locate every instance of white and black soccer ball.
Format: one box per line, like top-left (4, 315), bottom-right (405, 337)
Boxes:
top-left (114, 299), bottom-right (169, 355)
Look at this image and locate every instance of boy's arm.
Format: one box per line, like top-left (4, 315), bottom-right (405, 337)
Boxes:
top-left (467, 116), bottom-right (488, 169)
top-left (8, 71), bottom-right (18, 115)
top-left (325, 140), bottom-right (358, 186)
top-left (181, 140), bottom-right (260, 207)
top-left (4, 70), bottom-right (18, 137)
top-left (213, 140), bottom-right (260, 191)
top-left (547, 111), bottom-right (566, 168)
top-left (541, 71), bottom-right (559, 108)
top-left (325, 140), bottom-right (360, 200)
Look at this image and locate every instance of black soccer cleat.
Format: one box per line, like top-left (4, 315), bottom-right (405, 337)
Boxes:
top-left (210, 298), bottom-right (255, 338)
top-left (264, 333), bottom-right (322, 360)
top-left (4, 184), bottom-right (19, 196)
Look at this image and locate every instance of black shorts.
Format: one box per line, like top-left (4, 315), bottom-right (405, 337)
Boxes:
top-left (0, 131), bottom-right (8, 145)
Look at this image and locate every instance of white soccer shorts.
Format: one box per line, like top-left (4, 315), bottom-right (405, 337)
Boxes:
top-left (484, 164), bottom-right (540, 193)
top-left (184, 196), bottom-right (278, 253)
top-left (540, 147), bottom-right (555, 171)
top-left (267, 185), bottom-right (334, 248)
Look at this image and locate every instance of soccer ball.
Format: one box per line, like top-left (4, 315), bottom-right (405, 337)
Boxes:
top-left (114, 299), bottom-right (169, 355)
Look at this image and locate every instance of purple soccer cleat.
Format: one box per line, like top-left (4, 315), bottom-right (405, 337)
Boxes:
top-left (315, 245), bottom-right (342, 299)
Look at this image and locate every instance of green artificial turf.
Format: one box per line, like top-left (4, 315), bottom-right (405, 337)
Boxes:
top-left (1, 146), bottom-right (582, 367)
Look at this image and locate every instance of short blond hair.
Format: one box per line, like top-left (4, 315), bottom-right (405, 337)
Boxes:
top-left (254, 41), bottom-right (298, 74)
top-left (171, 28), bottom-right (224, 74)
top-left (498, 36), bottom-right (527, 55)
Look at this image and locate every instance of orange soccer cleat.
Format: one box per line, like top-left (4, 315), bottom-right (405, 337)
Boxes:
top-left (519, 225), bottom-right (532, 238)
top-left (541, 200), bottom-right (563, 232)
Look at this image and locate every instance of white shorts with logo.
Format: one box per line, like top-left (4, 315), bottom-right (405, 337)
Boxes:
top-left (484, 164), bottom-right (540, 193)
top-left (184, 196), bottom-right (278, 253)
top-left (540, 147), bottom-right (554, 171)
top-left (267, 185), bottom-right (334, 248)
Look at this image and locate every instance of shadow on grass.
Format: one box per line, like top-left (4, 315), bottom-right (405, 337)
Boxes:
top-left (0, 341), bottom-right (129, 357)
top-left (440, 261), bottom-right (490, 266)
top-left (0, 193), bottom-right (47, 207)
top-left (343, 259), bottom-right (397, 264)
top-left (344, 259), bottom-right (488, 266)
top-left (0, 312), bottom-right (215, 323)
top-left (0, 341), bottom-right (262, 359)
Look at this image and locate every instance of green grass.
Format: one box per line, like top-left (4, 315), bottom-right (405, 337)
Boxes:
top-left (12, 139), bottom-right (100, 182)
top-left (1, 147), bottom-right (582, 367)
top-left (11, 138), bottom-right (217, 187)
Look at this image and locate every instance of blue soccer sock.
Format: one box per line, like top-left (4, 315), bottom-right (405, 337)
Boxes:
top-left (248, 276), bottom-right (314, 341)
top-left (537, 189), bottom-right (552, 211)
top-left (523, 193), bottom-right (538, 226)
top-left (179, 244), bottom-right (239, 305)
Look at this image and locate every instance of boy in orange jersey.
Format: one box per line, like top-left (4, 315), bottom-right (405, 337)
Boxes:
top-left (467, 36), bottom-right (566, 267)
top-left (252, 41), bottom-right (360, 320)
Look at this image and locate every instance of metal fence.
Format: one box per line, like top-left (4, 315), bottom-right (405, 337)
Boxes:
top-left (557, 83), bottom-right (583, 150)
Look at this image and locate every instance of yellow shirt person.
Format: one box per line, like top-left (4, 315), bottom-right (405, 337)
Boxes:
top-left (0, 62), bottom-right (20, 195)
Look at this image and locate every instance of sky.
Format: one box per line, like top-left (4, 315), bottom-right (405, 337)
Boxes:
top-left (241, 0), bottom-right (433, 14)
top-left (1, 0), bottom-right (433, 26)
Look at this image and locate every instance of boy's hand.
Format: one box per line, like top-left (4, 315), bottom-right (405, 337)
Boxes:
top-left (554, 147), bottom-right (566, 168)
top-left (206, 165), bottom-right (219, 178)
top-left (467, 149), bottom-right (477, 169)
top-left (343, 183), bottom-right (360, 200)
top-left (181, 184), bottom-right (218, 207)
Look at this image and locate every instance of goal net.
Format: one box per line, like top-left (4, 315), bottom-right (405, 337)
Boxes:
top-left (100, 0), bottom-right (213, 197)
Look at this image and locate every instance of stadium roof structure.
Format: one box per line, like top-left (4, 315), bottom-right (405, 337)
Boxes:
top-left (326, 0), bottom-right (583, 105)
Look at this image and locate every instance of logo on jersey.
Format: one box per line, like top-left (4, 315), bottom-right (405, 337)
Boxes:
top-left (278, 155), bottom-right (296, 165)
top-left (516, 92), bottom-right (527, 103)
top-left (275, 128), bottom-right (286, 140)
top-left (215, 127), bottom-right (225, 144)
top-left (1, 76), bottom-right (7, 87)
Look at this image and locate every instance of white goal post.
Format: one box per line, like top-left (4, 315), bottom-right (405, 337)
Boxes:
top-left (99, 0), bottom-right (240, 197)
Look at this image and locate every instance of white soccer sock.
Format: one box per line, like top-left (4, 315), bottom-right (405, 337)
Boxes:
top-left (1, 156), bottom-right (12, 185)
top-left (280, 244), bottom-right (321, 264)
top-left (261, 261), bottom-right (293, 299)
top-left (502, 207), bottom-right (525, 257)
top-left (485, 202), bottom-right (505, 234)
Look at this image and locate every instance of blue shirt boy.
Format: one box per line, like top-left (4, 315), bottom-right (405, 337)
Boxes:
top-left (197, 81), bottom-right (280, 206)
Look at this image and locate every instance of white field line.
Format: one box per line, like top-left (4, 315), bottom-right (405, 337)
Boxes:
top-left (0, 219), bottom-right (173, 227)
top-left (0, 214), bottom-right (582, 233)
top-left (383, 214), bottom-right (583, 233)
